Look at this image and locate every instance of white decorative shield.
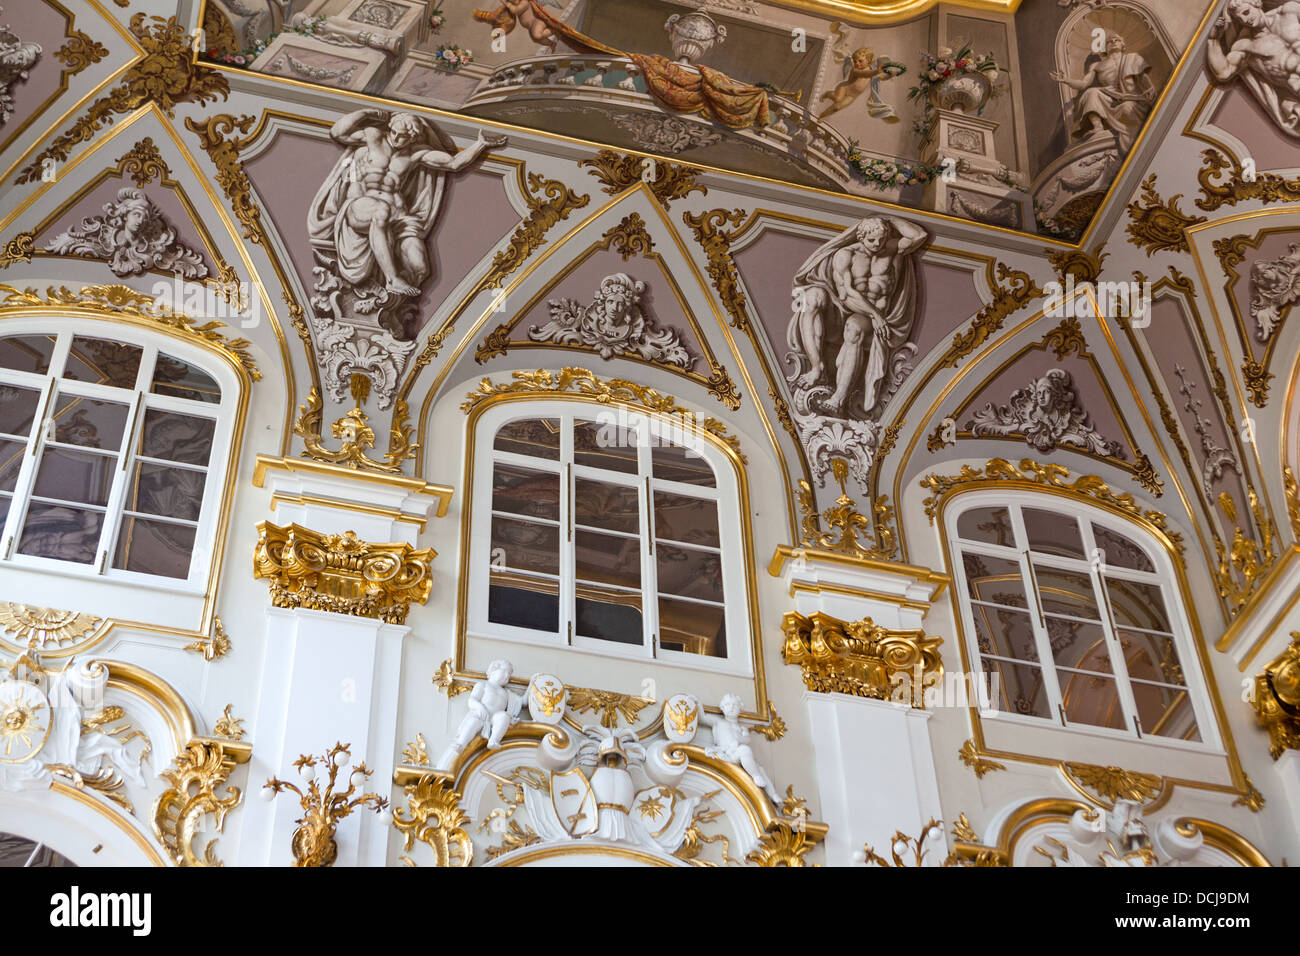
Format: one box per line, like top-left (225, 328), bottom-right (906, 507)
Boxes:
top-left (662, 694), bottom-right (699, 743)
top-left (528, 674), bottom-right (566, 724)
top-left (632, 785), bottom-right (680, 839)
top-left (0, 679), bottom-right (52, 764)
top-left (550, 767), bottom-right (597, 837)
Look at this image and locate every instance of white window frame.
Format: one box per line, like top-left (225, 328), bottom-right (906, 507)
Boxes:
top-left (0, 320), bottom-right (238, 595)
top-left (466, 400), bottom-right (753, 677)
top-left (945, 491), bottom-right (1220, 753)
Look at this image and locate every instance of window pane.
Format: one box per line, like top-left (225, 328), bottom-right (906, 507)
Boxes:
top-left (1023, 508), bottom-right (1085, 559)
top-left (152, 354), bottom-right (220, 403)
top-left (1033, 563), bottom-right (1100, 619)
top-left (659, 596), bottom-right (726, 657)
top-left (970, 605), bottom-right (1038, 662)
top-left (956, 506), bottom-right (1013, 546)
top-left (1119, 629), bottom-right (1185, 686)
top-left (0, 334), bottom-right (56, 374)
top-left (574, 419), bottom-right (638, 473)
top-left (489, 572), bottom-right (559, 631)
top-left (63, 337), bottom-right (142, 389)
top-left (575, 529), bottom-right (640, 591)
top-left (0, 493), bottom-right (9, 529)
top-left (574, 478), bottom-right (639, 534)
top-left (31, 448), bottom-right (115, 507)
top-left (52, 395), bottom-right (129, 451)
top-left (138, 409), bottom-right (214, 466)
top-left (1106, 578), bottom-right (1170, 632)
top-left (652, 439), bottom-right (715, 487)
top-left (1059, 669), bottom-right (1126, 729)
top-left (124, 462), bottom-right (206, 521)
top-left (112, 516), bottom-right (195, 578)
top-left (962, 552), bottom-right (1029, 608)
top-left (491, 516), bottom-right (558, 575)
top-left (1131, 679), bottom-right (1199, 741)
top-left (575, 593), bottom-right (642, 645)
top-left (494, 417), bottom-right (560, 460)
top-left (492, 463), bottom-right (559, 521)
top-left (0, 385), bottom-right (40, 437)
top-left (1092, 523), bottom-right (1154, 572)
top-left (17, 504), bottom-right (103, 563)
top-left (981, 658), bottom-right (1049, 718)
top-left (656, 543), bottom-right (723, 602)
top-left (653, 490), bottom-right (719, 547)
top-left (1046, 616), bottom-right (1113, 674)
top-left (0, 439), bottom-right (23, 492)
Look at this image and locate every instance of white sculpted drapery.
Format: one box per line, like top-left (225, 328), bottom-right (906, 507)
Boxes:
top-left (1208, 0), bottom-right (1300, 139)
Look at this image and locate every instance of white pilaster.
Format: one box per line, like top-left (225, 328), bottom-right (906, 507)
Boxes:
top-left (1274, 749), bottom-right (1300, 851)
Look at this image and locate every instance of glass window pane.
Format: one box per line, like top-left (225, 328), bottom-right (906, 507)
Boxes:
top-left (63, 337), bottom-right (142, 389)
top-left (491, 516), bottom-right (558, 576)
top-left (575, 529), bottom-right (640, 591)
top-left (1046, 616), bottom-right (1113, 674)
top-left (31, 447), bottom-right (115, 507)
top-left (1092, 523), bottom-right (1154, 572)
top-left (980, 658), bottom-right (1049, 718)
top-left (0, 334), bottom-right (56, 374)
top-left (138, 409), bottom-right (214, 466)
top-left (112, 516), bottom-right (194, 578)
top-left (0, 493), bottom-right (9, 529)
top-left (653, 490), bottom-right (719, 547)
top-left (971, 605), bottom-right (1038, 662)
top-left (962, 552), bottom-right (1029, 608)
top-left (656, 544), bottom-right (723, 602)
top-left (494, 417), bottom-right (560, 460)
top-left (0, 439), bottom-right (24, 492)
top-left (0, 385), bottom-right (40, 437)
top-left (652, 438), bottom-right (715, 487)
top-left (956, 506), bottom-right (1013, 546)
top-left (51, 394), bottom-right (129, 451)
top-left (492, 463), bottom-right (559, 521)
top-left (151, 354), bottom-right (220, 403)
top-left (1131, 679), bottom-right (1200, 741)
top-left (17, 504), bottom-right (103, 563)
top-left (1034, 563), bottom-right (1100, 619)
top-left (1119, 629), bottom-right (1185, 686)
top-left (124, 462), bottom-right (206, 521)
top-left (1059, 669), bottom-right (1126, 729)
top-left (574, 478), bottom-right (640, 534)
top-left (489, 572), bottom-right (559, 631)
top-left (575, 593), bottom-right (642, 645)
top-left (1023, 508), bottom-right (1085, 559)
top-left (659, 596), bottom-right (726, 657)
top-left (574, 419), bottom-right (638, 473)
top-left (1106, 578), bottom-right (1170, 632)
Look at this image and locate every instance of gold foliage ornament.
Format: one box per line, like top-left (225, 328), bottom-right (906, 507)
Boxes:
top-left (485, 172), bottom-right (589, 289)
top-left (1252, 632), bottom-right (1300, 759)
top-left (152, 739), bottom-right (249, 867)
top-left (681, 208), bottom-right (750, 332)
top-left (580, 148), bottom-right (707, 207)
top-left (1213, 490), bottom-right (1276, 616)
top-left (796, 457), bottom-right (899, 560)
top-left (0, 603), bottom-right (101, 650)
top-left (1125, 174), bottom-right (1205, 256)
top-left (184, 113), bottom-right (265, 244)
top-left (391, 774), bottom-right (473, 867)
top-left (1062, 762), bottom-right (1162, 805)
top-left (1196, 148), bottom-right (1300, 212)
top-left (0, 231), bottom-right (34, 268)
top-left (53, 31), bottom-right (109, 75)
top-left (782, 611), bottom-right (943, 703)
top-left (293, 380), bottom-right (417, 474)
top-left (937, 263), bottom-right (1041, 369)
top-left (957, 739), bottom-right (1004, 778)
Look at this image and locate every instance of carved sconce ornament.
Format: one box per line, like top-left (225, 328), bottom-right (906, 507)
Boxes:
top-left (1252, 633), bottom-right (1300, 759)
top-left (781, 611), bottom-right (943, 704)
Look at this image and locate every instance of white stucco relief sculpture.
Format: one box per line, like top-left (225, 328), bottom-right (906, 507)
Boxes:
top-left (47, 188), bottom-right (209, 279)
top-left (1035, 799), bottom-right (1204, 867)
top-left (786, 215), bottom-right (928, 485)
top-left (435, 659), bottom-right (526, 771)
top-left (704, 693), bottom-right (782, 805)
top-left (966, 368), bottom-right (1124, 457)
top-left (1051, 31), bottom-right (1154, 152)
top-left (1250, 241), bottom-right (1300, 339)
top-left (532, 273), bottom-right (697, 369)
top-left (0, 22), bottom-right (41, 127)
top-left (1174, 364), bottom-right (1239, 491)
top-left (1208, 0), bottom-right (1300, 138)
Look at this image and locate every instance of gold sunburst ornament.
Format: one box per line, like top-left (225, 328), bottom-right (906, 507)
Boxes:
top-left (0, 679), bottom-right (52, 764)
top-left (0, 604), bottom-right (102, 651)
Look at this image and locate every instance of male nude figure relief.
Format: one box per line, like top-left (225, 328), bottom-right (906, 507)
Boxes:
top-left (1208, 0), bottom-right (1300, 136)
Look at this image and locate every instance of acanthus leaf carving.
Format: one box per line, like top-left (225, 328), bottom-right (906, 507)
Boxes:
top-left (46, 187), bottom-right (209, 279)
top-left (966, 368), bottom-right (1125, 458)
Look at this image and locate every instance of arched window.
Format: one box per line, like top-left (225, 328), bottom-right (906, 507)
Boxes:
top-left (947, 496), bottom-right (1212, 745)
top-left (467, 401), bottom-right (750, 674)
top-left (0, 326), bottom-right (235, 586)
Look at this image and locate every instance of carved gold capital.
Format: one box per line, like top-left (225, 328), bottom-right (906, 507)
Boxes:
top-left (780, 611), bottom-right (942, 704)
top-left (152, 737), bottom-right (252, 867)
top-left (1253, 633), bottom-right (1300, 760)
top-left (252, 522), bottom-right (434, 624)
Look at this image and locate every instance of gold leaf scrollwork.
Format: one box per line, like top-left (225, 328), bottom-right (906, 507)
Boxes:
top-left (796, 457), bottom-right (898, 560)
top-left (484, 172), bottom-right (589, 289)
top-left (745, 821), bottom-right (816, 866)
top-left (704, 364), bottom-right (741, 411)
top-left (1233, 773), bottom-right (1266, 812)
top-left (475, 323), bottom-right (512, 363)
top-left (1125, 174), bottom-right (1205, 256)
top-left (0, 232), bottom-right (34, 268)
top-left (682, 208), bottom-right (749, 332)
top-left (252, 522), bottom-right (435, 625)
top-left (1214, 490), bottom-right (1277, 616)
top-left (1062, 762), bottom-right (1163, 805)
top-left (17, 15), bottom-right (231, 184)
top-left (152, 739), bottom-right (248, 867)
top-left (184, 113), bottom-right (265, 244)
top-left (937, 263), bottom-right (1042, 369)
top-left (1049, 243), bottom-right (1108, 285)
top-left (781, 611), bottom-right (943, 703)
top-left (401, 733), bottom-right (430, 766)
top-left (1242, 359), bottom-right (1272, 407)
top-left (601, 211), bottom-right (655, 260)
top-left (1196, 148), bottom-right (1300, 212)
top-left (54, 31), bottom-right (109, 75)
top-left (116, 137), bottom-right (168, 187)
top-left (293, 387), bottom-right (417, 474)
top-left (958, 739), bottom-right (1005, 778)
top-left (752, 704), bottom-right (786, 741)
top-left (1130, 452), bottom-right (1163, 497)
top-left (391, 774), bottom-right (473, 867)
top-left (213, 704), bottom-right (245, 740)
top-left (579, 148), bottom-right (707, 207)
top-left (432, 659), bottom-right (470, 697)
top-left (1285, 465), bottom-right (1300, 540)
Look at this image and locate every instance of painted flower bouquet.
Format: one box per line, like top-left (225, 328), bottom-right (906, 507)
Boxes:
top-left (435, 43), bottom-right (473, 71)
top-left (430, 5), bottom-right (446, 33)
top-left (846, 143), bottom-right (940, 191)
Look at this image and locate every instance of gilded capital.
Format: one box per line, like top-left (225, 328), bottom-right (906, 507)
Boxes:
top-left (253, 521), bottom-right (435, 624)
top-left (1253, 633), bottom-right (1300, 759)
top-left (780, 611), bottom-right (943, 704)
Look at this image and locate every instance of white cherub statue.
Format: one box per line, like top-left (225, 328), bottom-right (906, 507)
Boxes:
top-left (704, 693), bottom-right (782, 805)
top-left (435, 659), bottom-right (525, 771)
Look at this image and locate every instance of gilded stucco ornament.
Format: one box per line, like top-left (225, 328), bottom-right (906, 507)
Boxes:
top-left (1034, 799), bottom-right (1205, 867)
top-left (567, 686), bottom-right (654, 728)
top-left (782, 611), bottom-right (943, 706)
top-left (252, 522), bottom-right (434, 624)
top-left (213, 705), bottom-right (245, 741)
top-left (1251, 633), bottom-right (1300, 759)
top-left (936, 263), bottom-right (1042, 369)
top-left (0, 231), bottom-right (33, 268)
top-left (293, 385), bottom-right (417, 474)
top-left (115, 137), bottom-right (168, 188)
top-left (602, 211), bottom-right (656, 260)
top-left (1062, 762), bottom-right (1163, 804)
top-left (0, 604), bottom-right (102, 651)
top-left (797, 460), bottom-right (899, 560)
top-left (391, 774), bottom-right (473, 867)
top-left (1196, 148), bottom-right (1300, 212)
top-left (1285, 465), bottom-right (1300, 539)
top-left (53, 29), bottom-right (107, 76)
top-left (1124, 174), bottom-right (1205, 256)
top-left (1213, 490), bottom-right (1276, 616)
top-left (483, 171), bottom-right (590, 290)
top-left (183, 617), bottom-right (231, 661)
top-left (682, 207), bottom-right (750, 332)
top-left (184, 114), bottom-right (265, 244)
top-left (957, 739), bottom-right (1004, 778)
top-left (152, 738), bottom-right (251, 867)
top-left (579, 148), bottom-right (707, 207)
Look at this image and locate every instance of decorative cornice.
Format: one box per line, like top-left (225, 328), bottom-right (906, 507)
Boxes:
top-left (1252, 633), bottom-right (1300, 760)
top-left (919, 457), bottom-right (1184, 557)
top-left (1125, 174), bottom-right (1205, 256)
top-left (796, 457), bottom-right (899, 560)
top-left (1196, 148), bottom-right (1300, 212)
top-left (17, 15), bottom-right (230, 184)
top-left (461, 367), bottom-right (746, 462)
top-left (1062, 762), bottom-right (1162, 805)
top-left (781, 611), bottom-right (942, 704)
top-left (151, 737), bottom-right (251, 867)
top-left (579, 149), bottom-right (706, 207)
top-left (184, 113), bottom-right (265, 244)
top-left (0, 284), bottom-right (260, 380)
top-left (391, 774), bottom-right (473, 867)
top-left (253, 522), bottom-right (435, 624)
top-left (958, 739), bottom-right (1005, 778)
top-left (937, 263), bottom-right (1042, 369)
top-left (681, 208), bottom-right (749, 332)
